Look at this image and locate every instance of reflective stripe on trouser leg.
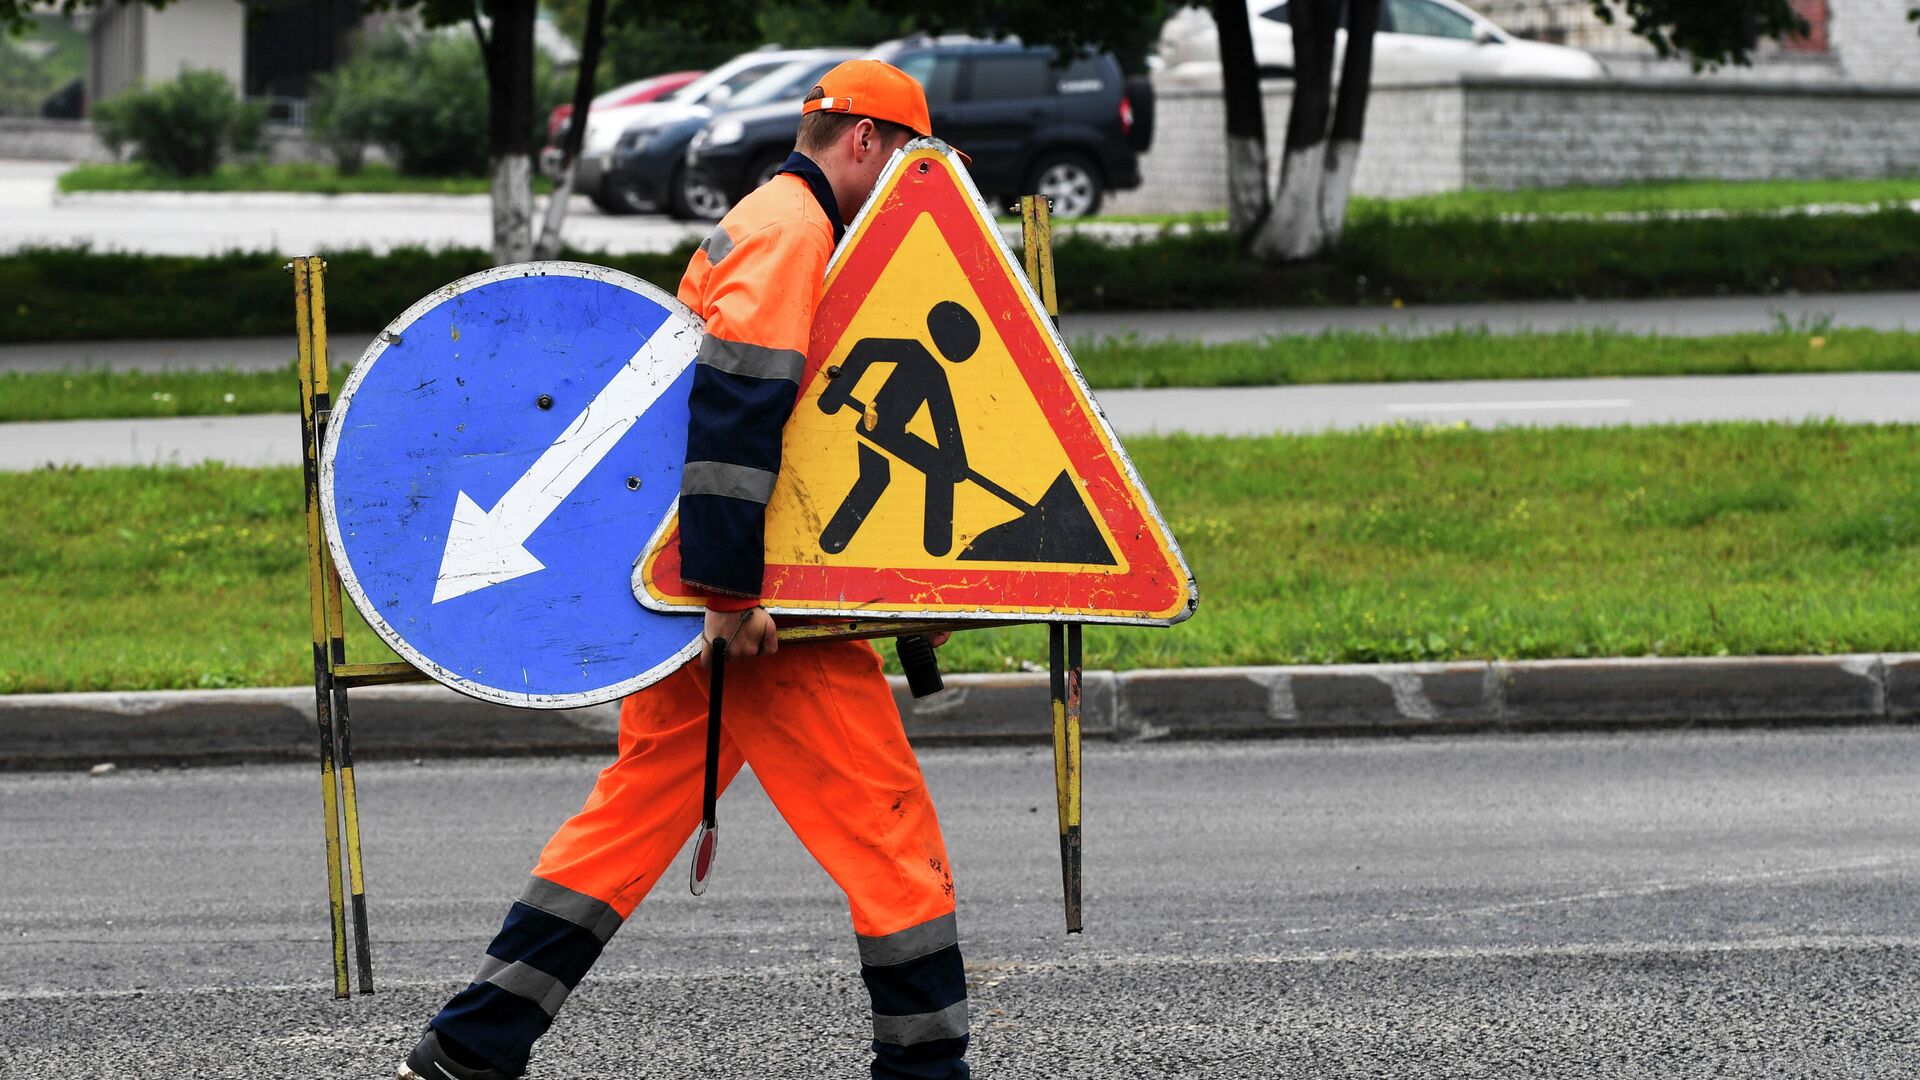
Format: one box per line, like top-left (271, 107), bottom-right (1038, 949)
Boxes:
top-left (428, 877), bottom-right (624, 1075)
top-left (429, 674), bottom-right (749, 1076)
top-left (717, 642), bottom-right (970, 1080)
top-left (861, 913), bottom-right (970, 1080)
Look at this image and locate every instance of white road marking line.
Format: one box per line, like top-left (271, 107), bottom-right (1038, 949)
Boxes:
top-left (1384, 398), bottom-right (1635, 413)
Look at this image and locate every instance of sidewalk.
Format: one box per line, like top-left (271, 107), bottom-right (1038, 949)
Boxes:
top-left (5, 372), bottom-right (1918, 470)
top-left (5, 653), bottom-right (1915, 769)
top-left (4, 291), bottom-right (1917, 374)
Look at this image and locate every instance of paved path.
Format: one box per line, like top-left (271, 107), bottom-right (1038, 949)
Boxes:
top-left (5, 289), bottom-right (1918, 375)
top-left (1068, 289), bottom-right (1920, 343)
top-left (0, 161), bottom-right (712, 257)
top-left (4, 371), bottom-right (1915, 470)
top-left (8, 730), bottom-right (1920, 1076)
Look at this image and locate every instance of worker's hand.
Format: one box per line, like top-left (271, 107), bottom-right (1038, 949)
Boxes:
top-left (702, 606), bottom-right (777, 668)
top-left (928, 632), bottom-right (951, 648)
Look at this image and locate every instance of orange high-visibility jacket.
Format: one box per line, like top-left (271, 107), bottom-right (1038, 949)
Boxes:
top-left (676, 153), bottom-right (843, 603)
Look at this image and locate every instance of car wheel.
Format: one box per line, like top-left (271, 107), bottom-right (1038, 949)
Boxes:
top-left (595, 172), bottom-right (651, 216)
top-left (1025, 153), bottom-right (1104, 219)
top-left (668, 163), bottom-right (730, 222)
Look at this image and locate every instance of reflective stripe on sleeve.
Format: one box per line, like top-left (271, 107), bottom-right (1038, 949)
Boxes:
top-left (517, 876), bottom-right (624, 944)
top-left (683, 460), bottom-right (778, 504)
top-left (696, 334), bottom-right (807, 384)
top-left (698, 225), bottom-right (735, 265)
top-left (475, 956), bottom-right (573, 1017)
top-left (857, 912), bottom-right (959, 968)
top-left (872, 1000), bottom-right (970, 1046)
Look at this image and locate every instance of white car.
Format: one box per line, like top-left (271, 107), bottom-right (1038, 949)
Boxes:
top-left (1158, 0), bottom-right (1605, 85)
top-left (574, 49), bottom-right (818, 201)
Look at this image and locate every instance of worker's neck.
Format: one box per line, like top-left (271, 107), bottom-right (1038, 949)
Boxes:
top-left (812, 136), bottom-right (902, 225)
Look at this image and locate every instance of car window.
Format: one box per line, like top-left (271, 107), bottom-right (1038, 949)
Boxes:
top-left (672, 55), bottom-right (778, 102)
top-left (679, 59), bottom-right (786, 105)
top-left (894, 52), bottom-right (962, 105)
top-left (730, 59), bottom-right (839, 107)
top-left (1256, 2), bottom-right (1353, 29)
top-left (1386, 0), bottom-right (1476, 39)
top-left (965, 53), bottom-right (1052, 101)
top-left (1056, 56), bottom-right (1109, 94)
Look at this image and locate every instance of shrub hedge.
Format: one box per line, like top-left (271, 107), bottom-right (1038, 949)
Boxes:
top-left (4, 209), bottom-right (1919, 343)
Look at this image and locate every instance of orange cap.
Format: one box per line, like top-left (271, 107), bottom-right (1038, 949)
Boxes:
top-left (801, 59), bottom-right (932, 138)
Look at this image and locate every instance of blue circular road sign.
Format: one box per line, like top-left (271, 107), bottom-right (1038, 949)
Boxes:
top-left (321, 262), bottom-right (703, 708)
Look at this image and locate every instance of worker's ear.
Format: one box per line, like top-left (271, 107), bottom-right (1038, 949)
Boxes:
top-left (855, 117), bottom-right (881, 161)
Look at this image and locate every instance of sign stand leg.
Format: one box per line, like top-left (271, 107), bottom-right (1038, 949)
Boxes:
top-left (293, 256), bottom-right (351, 999)
top-left (1027, 194), bottom-right (1081, 934)
top-left (1019, 195), bottom-right (1058, 318)
top-left (1049, 624), bottom-right (1084, 934)
top-left (305, 262), bottom-right (376, 995)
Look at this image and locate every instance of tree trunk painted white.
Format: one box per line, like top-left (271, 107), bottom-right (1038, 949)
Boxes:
top-left (534, 0), bottom-right (606, 262)
top-left (1253, 142), bottom-right (1326, 261)
top-left (1225, 134), bottom-right (1270, 234)
top-left (1214, 0), bottom-right (1272, 235)
top-left (1247, 0), bottom-right (1376, 263)
top-left (492, 154), bottom-right (534, 264)
top-left (533, 166), bottom-right (574, 260)
top-left (1317, 136), bottom-right (1361, 249)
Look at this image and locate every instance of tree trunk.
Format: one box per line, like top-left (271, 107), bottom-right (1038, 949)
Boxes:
top-left (1253, 0), bottom-right (1339, 261)
top-left (1319, 0), bottom-right (1379, 250)
top-left (534, 0), bottom-right (607, 260)
top-left (1212, 0), bottom-right (1270, 235)
top-left (485, 0), bottom-right (537, 265)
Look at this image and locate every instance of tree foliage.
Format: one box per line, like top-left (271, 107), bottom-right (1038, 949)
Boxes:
top-left (92, 70), bottom-right (265, 177)
top-left (309, 29), bottom-right (563, 177)
top-left (1588, 0), bottom-right (1809, 67)
top-left (545, 0), bottom-right (912, 85)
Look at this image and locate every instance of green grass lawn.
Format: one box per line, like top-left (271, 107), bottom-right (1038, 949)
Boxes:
top-left (0, 365), bottom-right (338, 423)
top-left (57, 162), bottom-right (553, 197)
top-left (0, 328), bottom-right (1909, 423)
top-left (3, 423), bottom-right (1916, 694)
top-left (1074, 325), bottom-right (1910, 389)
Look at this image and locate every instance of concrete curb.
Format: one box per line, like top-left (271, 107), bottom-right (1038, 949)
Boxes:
top-left (6, 654), bottom-right (1919, 769)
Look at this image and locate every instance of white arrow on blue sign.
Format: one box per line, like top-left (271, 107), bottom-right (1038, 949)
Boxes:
top-left (320, 262), bottom-right (704, 708)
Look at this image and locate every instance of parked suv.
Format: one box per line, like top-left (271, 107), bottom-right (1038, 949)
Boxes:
top-left (685, 38), bottom-right (1153, 219)
top-left (601, 49), bottom-right (855, 219)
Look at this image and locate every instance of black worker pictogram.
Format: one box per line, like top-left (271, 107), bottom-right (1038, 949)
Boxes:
top-left (816, 301), bottom-right (1116, 567)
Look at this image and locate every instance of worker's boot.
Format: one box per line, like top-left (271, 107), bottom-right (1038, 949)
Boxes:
top-left (396, 1028), bottom-right (517, 1080)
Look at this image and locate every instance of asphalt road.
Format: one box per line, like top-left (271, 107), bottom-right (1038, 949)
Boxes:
top-left (6, 730), bottom-right (1920, 1077)
top-left (5, 371), bottom-right (1918, 470)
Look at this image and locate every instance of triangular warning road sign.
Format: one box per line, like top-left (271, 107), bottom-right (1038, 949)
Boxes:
top-left (637, 139), bottom-right (1196, 626)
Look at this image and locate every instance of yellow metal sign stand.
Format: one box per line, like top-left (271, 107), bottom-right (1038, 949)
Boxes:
top-left (1020, 193), bottom-right (1084, 933)
top-left (291, 255), bottom-right (424, 999)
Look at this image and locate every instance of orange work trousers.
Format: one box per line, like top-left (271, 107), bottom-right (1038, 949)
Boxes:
top-left (430, 639), bottom-right (970, 1079)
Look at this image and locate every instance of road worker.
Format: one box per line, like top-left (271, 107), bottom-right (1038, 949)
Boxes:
top-left (399, 60), bottom-right (971, 1080)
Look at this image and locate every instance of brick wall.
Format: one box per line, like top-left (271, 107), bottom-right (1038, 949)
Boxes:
top-left (1461, 78), bottom-right (1920, 189)
top-left (1110, 77), bottom-right (1920, 213)
top-left (1107, 83), bottom-right (1468, 214)
top-left (1826, 0), bottom-right (1920, 83)
top-left (1474, 0), bottom-right (1919, 83)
